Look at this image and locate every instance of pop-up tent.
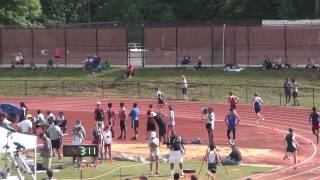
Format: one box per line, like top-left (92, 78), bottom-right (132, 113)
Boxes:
top-left (0, 126), bottom-right (37, 180)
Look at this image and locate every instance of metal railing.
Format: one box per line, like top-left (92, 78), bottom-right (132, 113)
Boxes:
top-left (0, 80), bottom-right (318, 108)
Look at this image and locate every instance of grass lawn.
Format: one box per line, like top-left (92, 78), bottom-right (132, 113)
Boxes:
top-left (30, 157), bottom-right (273, 180)
top-left (0, 67), bottom-right (319, 107)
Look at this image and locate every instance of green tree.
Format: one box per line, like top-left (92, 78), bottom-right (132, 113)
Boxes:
top-left (279, 0), bottom-right (314, 19)
top-left (0, 0), bottom-right (41, 26)
top-left (39, 0), bottom-right (65, 24)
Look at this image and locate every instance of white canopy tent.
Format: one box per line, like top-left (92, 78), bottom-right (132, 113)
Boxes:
top-left (0, 127), bottom-right (37, 180)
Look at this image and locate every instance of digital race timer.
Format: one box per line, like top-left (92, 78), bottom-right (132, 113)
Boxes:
top-left (63, 145), bottom-right (98, 157)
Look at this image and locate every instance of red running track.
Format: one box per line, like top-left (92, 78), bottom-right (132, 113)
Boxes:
top-left (0, 97), bottom-right (319, 179)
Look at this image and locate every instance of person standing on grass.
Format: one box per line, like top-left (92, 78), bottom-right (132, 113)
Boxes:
top-left (180, 75), bottom-right (188, 99)
top-left (167, 105), bottom-right (175, 139)
top-left (94, 101), bottom-right (105, 128)
top-left (107, 102), bottom-right (115, 139)
top-left (148, 131), bottom-right (160, 175)
top-left (291, 79), bottom-right (300, 106)
top-left (129, 103), bottom-right (140, 140)
top-left (206, 143), bottom-right (220, 180)
top-left (225, 108), bottom-right (240, 145)
top-left (117, 102), bottom-right (127, 140)
top-left (39, 133), bottom-right (52, 171)
top-left (252, 93), bottom-right (264, 125)
top-left (146, 105), bottom-right (156, 140)
top-left (283, 78), bottom-right (292, 106)
top-left (309, 107), bottom-right (320, 144)
top-left (92, 123), bottom-right (103, 165)
top-left (168, 132), bottom-right (185, 177)
top-left (227, 92), bottom-right (239, 110)
top-left (283, 128), bottom-right (299, 169)
top-left (151, 112), bottom-right (167, 144)
top-left (206, 107), bottom-right (215, 144)
top-left (46, 117), bottom-right (62, 159)
top-left (72, 126), bottom-right (84, 168)
top-left (103, 125), bottom-right (113, 163)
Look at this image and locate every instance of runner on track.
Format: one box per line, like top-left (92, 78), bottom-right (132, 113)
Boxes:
top-left (225, 108), bottom-right (240, 145)
top-left (252, 93), bottom-right (264, 125)
top-left (309, 107), bottom-right (320, 144)
top-left (283, 128), bottom-right (299, 169)
top-left (155, 88), bottom-right (167, 110)
top-left (227, 92), bottom-right (239, 110)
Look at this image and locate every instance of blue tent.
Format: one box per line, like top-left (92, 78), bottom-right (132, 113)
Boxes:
top-left (0, 103), bottom-right (22, 116)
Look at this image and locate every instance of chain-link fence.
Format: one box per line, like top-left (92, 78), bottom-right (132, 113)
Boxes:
top-left (0, 80), bottom-right (318, 107)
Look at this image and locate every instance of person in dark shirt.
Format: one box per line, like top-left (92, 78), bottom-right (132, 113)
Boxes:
top-left (221, 145), bottom-right (242, 165)
top-left (309, 107), bottom-right (320, 144)
top-left (150, 112), bottom-right (166, 144)
top-left (94, 101), bottom-right (104, 128)
top-left (283, 128), bottom-right (299, 169)
top-left (283, 78), bottom-right (291, 106)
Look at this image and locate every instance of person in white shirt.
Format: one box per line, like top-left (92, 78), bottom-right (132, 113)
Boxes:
top-left (14, 52), bottom-right (24, 66)
top-left (0, 113), bottom-right (11, 127)
top-left (291, 79), bottom-right (300, 106)
top-left (72, 126), bottom-right (84, 168)
top-left (206, 143), bottom-right (220, 180)
top-left (35, 110), bottom-right (45, 128)
top-left (46, 111), bottom-right (56, 123)
top-left (206, 107), bottom-right (215, 144)
top-left (155, 88), bottom-right (166, 109)
top-left (148, 131), bottom-right (160, 175)
top-left (180, 75), bottom-right (188, 99)
top-left (167, 105), bottom-right (175, 139)
top-left (46, 117), bottom-right (62, 159)
top-left (252, 93), bottom-right (264, 125)
top-left (103, 125), bottom-right (113, 163)
top-left (17, 114), bottom-right (33, 134)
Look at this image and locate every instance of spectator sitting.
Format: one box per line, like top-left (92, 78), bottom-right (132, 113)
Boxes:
top-left (262, 55), bottom-right (272, 70)
top-left (284, 56), bottom-right (291, 68)
top-left (193, 56), bottom-right (203, 70)
top-left (306, 58), bottom-right (317, 69)
top-left (15, 53), bottom-right (24, 66)
top-left (30, 61), bottom-right (38, 71)
top-left (221, 145), bottom-right (242, 165)
top-left (103, 61), bottom-right (111, 71)
top-left (126, 64), bottom-right (135, 78)
top-left (47, 57), bottom-right (54, 70)
top-left (181, 55), bottom-right (191, 65)
top-left (274, 56), bottom-right (282, 70)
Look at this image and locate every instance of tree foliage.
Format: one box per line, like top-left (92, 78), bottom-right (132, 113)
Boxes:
top-left (0, 0), bottom-right (317, 26)
top-left (0, 0), bottom-right (41, 26)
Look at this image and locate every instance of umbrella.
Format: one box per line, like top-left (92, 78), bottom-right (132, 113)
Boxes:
top-left (0, 103), bottom-right (22, 116)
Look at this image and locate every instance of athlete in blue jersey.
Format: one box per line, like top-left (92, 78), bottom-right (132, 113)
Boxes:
top-left (309, 107), bottom-right (320, 144)
top-left (129, 102), bottom-right (140, 140)
top-left (252, 93), bottom-right (264, 125)
top-left (225, 108), bottom-right (240, 145)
